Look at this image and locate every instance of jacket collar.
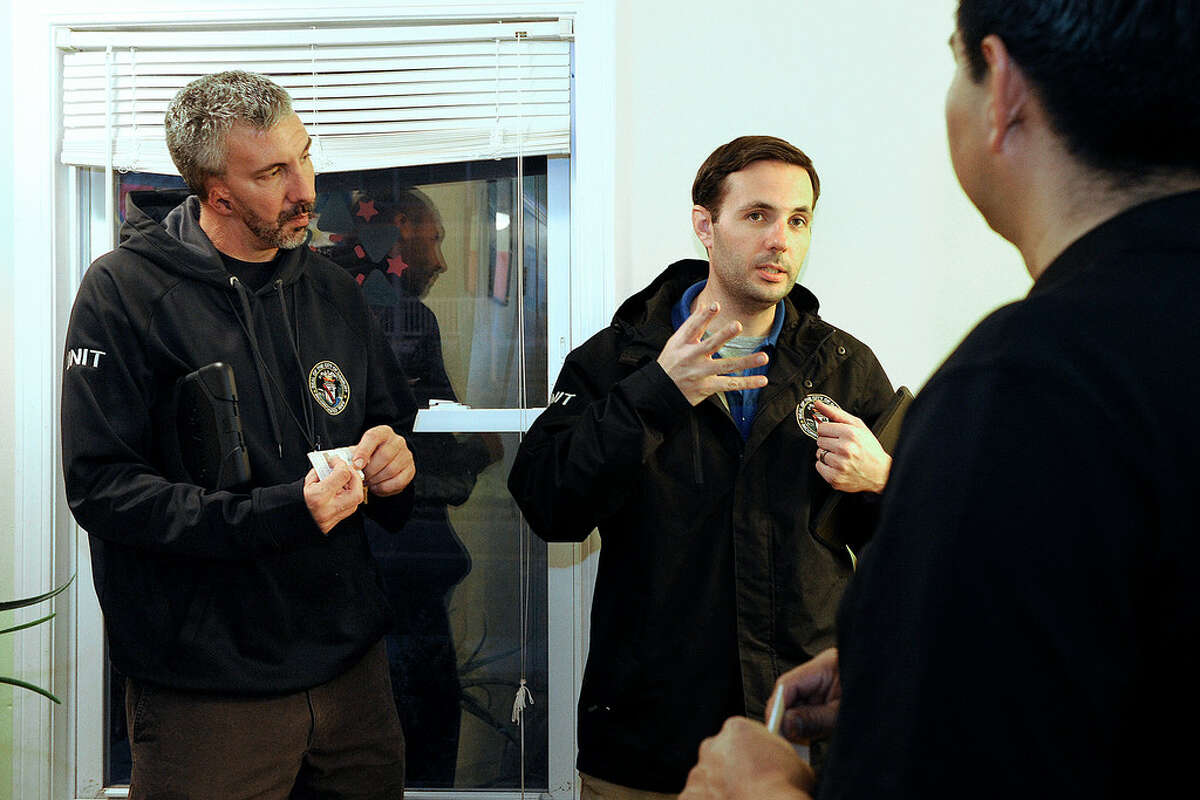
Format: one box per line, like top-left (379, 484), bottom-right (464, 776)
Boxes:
top-left (615, 260), bottom-right (851, 419)
top-left (121, 191), bottom-right (312, 291)
top-left (669, 278), bottom-right (787, 347)
top-left (1031, 188), bottom-right (1200, 298)
top-left (614, 259), bottom-right (822, 351)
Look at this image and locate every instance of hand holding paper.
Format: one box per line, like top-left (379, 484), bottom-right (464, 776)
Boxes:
top-left (767, 648), bottom-right (841, 743)
top-left (350, 424), bottom-right (415, 498)
top-left (303, 450), bottom-right (366, 534)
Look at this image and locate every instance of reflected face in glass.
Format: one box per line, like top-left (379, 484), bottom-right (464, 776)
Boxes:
top-left (392, 208), bottom-right (448, 298)
top-left (217, 114), bottom-right (316, 251)
top-left (700, 160), bottom-right (814, 310)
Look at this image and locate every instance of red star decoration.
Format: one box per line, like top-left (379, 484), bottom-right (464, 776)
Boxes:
top-left (330, 233), bottom-right (344, 243)
top-left (355, 273), bottom-right (366, 285)
top-left (386, 254), bottom-right (409, 276)
top-left (354, 245), bottom-right (366, 259)
top-left (356, 199), bottom-right (379, 222)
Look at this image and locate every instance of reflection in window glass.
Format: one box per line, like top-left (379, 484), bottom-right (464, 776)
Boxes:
top-left (106, 163), bottom-right (550, 791)
top-left (313, 158), bottom-right (549, 410)
top-left (365, 433), bottom-right (548, 790)
top-left (313, 161), bottom-right (549, 790)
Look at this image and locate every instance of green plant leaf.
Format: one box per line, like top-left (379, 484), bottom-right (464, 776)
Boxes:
top-left (0, 676), bottom-right (63, 704)
top-left (0, 573), bottom-right (75, 611)
top-left (1, 573), bottom-right (76, 704)
top-left (0, 612), bottom-right (55, 636)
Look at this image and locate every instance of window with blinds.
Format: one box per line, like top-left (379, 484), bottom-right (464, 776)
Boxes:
top-left (57, 18), bottom-right (573, 174)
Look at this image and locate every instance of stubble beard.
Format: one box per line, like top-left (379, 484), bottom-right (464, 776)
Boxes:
top-left (404, 266), bottom-right (439, 299)
top-left (239, 201), bottom-right (314, 251)
top-left (752, 259), bottom-right (798, 303)
top-left (713, 256), bottom-right (797, 313)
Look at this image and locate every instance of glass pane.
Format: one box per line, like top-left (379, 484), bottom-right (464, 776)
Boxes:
top-left (105, 163), bottom-right (552, 791)
top-left (312, 158), bottom-right (549, 409)
top-left (367, 433), bottom-right (548, 791)
top-left (315, 161), bottom-right (550, 790)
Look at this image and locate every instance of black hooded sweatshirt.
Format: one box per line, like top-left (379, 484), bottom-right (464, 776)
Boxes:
top-left (61, 193), bottom-right (416, 693)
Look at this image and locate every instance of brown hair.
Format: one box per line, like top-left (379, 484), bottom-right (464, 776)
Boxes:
top-left (691, 135), bottom-right (820, 220)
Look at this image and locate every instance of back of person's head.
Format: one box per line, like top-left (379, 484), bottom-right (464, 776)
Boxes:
top-left (956, 0), bottom-right (1200, 182)
top-left (165, 71), bottom-right (294, 198)
top-left (392, 187), bottom-right (440, 225)
top-left (692, 136), bottom-right (821, 220)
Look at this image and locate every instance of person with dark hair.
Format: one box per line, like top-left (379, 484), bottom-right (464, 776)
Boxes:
top-left (680, 2), bottom-right (1200, 798)
top-left (61, 71), bottom-right (415, 798)
top-left (509, 135), bottom-right (897, 798)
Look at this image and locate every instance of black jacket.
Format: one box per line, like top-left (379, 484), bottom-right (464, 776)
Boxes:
top-left (61, 193), bottom-right (416, 694)
top-left (820, 189), bottom-right (1200, 799)
top-left (508, 259), bottom-right (894, 791)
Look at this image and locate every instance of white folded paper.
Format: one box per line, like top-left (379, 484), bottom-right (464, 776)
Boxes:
top-left (307, 446), bottom-right (359, 480)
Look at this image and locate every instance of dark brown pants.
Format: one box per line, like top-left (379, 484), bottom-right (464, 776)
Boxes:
top-left (125, 640), bottom-right (405, 800)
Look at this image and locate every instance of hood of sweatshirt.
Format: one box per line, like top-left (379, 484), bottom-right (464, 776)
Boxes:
top-left (119, 190), bottom-right (320, 459)
top-left (119, 191), bottom-right (311, 291)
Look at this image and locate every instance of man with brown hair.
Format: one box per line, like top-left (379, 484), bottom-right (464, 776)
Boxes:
top-left (509, 136), bottom-right (896, 798)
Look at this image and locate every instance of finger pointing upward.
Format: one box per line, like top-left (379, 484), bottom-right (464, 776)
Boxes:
top-left (677, 301), bottom-right (722, 344)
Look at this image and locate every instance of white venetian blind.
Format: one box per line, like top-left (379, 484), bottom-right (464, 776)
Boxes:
top-left (57, 18), bottom-right (573, 174)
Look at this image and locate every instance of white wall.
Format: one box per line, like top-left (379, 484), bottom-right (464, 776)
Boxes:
top-left (614, 0), bottom-right (1029, 390)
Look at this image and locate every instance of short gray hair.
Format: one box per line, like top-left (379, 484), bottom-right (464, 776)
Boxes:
top-left (164, 71), bottom-right (294, 198)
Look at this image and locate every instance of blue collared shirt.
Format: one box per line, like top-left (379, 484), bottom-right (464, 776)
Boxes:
top-left (671, 280), bottom-right (785, 440)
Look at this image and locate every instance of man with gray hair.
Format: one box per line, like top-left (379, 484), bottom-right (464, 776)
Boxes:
top-left (62, 70), bottom-right (415, 798)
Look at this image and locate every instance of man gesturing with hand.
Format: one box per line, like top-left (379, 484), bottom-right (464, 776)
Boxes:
top-left (658, 301), bottom-right (770, 405)
top-left (509, 136), bottom-right (895, 798)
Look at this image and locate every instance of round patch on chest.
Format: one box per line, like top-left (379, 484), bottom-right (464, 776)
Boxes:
top-left (309, 360), bottom-right (351, 416)
top-left (796, 393), bottom-right (840, 439)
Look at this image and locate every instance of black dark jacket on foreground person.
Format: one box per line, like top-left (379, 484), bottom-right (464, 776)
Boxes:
top-left (821, 191), bottom-right (1200, 799)
top-left (61, 192), bottom-right (416, 694)
top-left (509, 258), bottom-right (894, 791)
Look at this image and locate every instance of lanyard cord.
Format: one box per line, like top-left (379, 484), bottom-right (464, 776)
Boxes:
top-left (227, 277), bottom-right (318, 456)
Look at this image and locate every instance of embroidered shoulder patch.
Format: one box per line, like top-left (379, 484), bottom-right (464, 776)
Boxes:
top-left (309, 360), bottom-right (350, 416)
